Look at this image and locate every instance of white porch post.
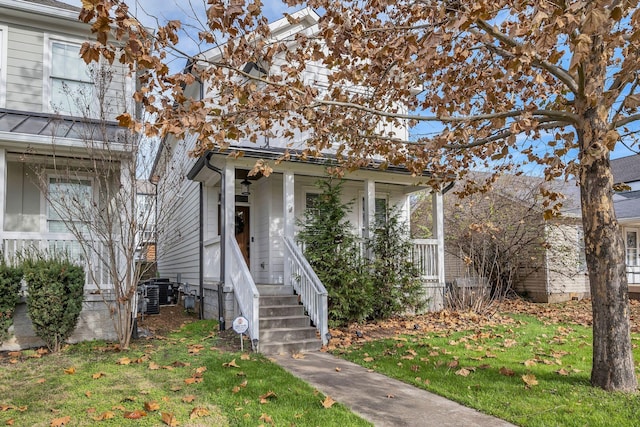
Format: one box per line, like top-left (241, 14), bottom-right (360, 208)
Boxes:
top-left (283, 171), bottom-right (295, 285)
top-left (432, 190), bottom-right (445, 310)
top-left (0, 149), bottom-right (5, 238)
top-left (223, 163), bottom-right (235, 288)
top-left (363, 179), bottom-right (376, 258)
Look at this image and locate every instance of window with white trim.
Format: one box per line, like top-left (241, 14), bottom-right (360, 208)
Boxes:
top-left (47, 177), bottom-right (93, 233)
top-left (47, 40), bottom-right (94, 116)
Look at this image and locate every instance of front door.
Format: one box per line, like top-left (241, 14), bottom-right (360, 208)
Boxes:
top-left (235, 206), bottom-right (250, 267)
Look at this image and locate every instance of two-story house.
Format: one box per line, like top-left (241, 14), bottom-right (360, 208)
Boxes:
top-left (152, 8), bottom-right (447, 353)
top-left (0, 0), bottom-right (134, 349)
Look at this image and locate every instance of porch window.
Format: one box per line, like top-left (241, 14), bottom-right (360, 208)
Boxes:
top-left (48, 40), bottom-right (94, 116)
top-left (47, 178), bottom-right (92, 233)
top-left (362, 196), bottom-right (388, 227)
top-left (626, 230), bottom-right (639, 266)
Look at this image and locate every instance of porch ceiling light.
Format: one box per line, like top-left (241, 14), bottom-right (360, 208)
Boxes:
top-left (241, 178), bottom-right (252, 196)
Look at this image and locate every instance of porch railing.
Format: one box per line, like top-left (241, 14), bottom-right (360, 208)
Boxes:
top-left (2, 232), bottom-right (113, 288)
top-left (228, 237), bottom-right (260, 350)
top-left (411, 238), bottom-right (440, 282)
top-left (627, 265), bottom-right (640, 285)
top-left (284, 236), bottom-right (329, 345)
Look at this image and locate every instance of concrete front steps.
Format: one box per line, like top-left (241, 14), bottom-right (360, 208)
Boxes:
top-left (257, 284), bottom-right (322, 354)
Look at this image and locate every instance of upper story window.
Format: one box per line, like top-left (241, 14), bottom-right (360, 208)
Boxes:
top-left (45, 38), bottom-right (95, 117)
top-left (0, 25), bottom-right (7, 108)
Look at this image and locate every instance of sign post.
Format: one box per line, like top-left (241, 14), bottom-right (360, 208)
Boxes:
top-left (232, 316), bottom-right (249, 352)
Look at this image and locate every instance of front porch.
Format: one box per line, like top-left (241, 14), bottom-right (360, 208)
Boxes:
top-left (188, 152), bottom-right (446, 352)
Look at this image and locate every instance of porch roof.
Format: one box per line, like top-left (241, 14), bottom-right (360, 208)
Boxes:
top-left (187, 146), bottom-right (433, 184)
top-left (0, 108), bottom-right (128, 145)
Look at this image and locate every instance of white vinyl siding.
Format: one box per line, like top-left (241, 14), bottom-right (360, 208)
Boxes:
top-left (0, 25), bottom-right (7, 108)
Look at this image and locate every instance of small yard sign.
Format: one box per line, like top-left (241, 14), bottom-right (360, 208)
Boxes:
top-left (232, 316), bottom-right (249, 351)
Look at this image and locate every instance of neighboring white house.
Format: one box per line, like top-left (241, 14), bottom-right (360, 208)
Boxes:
top-left (153, 8), bottom-right (446, 353)
top-left (612, 154), bottom-right (640, 299)
top-left (0, 0), bottom-right (134, 350)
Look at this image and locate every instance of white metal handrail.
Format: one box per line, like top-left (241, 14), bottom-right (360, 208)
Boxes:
top-left (284, 236), bottom-right (329, 345)
top-left (228, 238), bottom-right (260, 349)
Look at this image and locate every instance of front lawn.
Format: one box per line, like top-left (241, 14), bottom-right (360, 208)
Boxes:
top-left (333, 301), bottom-right (640, 427)
top-left (0, 320), bottom-right (371, 426)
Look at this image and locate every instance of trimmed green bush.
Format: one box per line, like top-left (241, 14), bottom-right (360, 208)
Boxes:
top-left (0, 259), bottom-right (22, 344)
top-left (297, 180), bottom-right (374, 326)
top-left (368, 206), bottom-right (426, 319)
top-left (23, 255), bottom-right (85, 352)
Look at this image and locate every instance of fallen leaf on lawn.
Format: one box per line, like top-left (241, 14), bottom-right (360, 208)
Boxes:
top-left (478, 364), bottom-right (491, 370)
top-left (485, 352), bottom-right (497, 358)
top-left (123, 410), bottom-right (147, 419)
top-left (85, 391), bottom-right (92, 398)
top-left (223, 359), bottom-right (240, 368)
top-left (117, 357), bottom-right (131, 365)
top-left (523, 360), bottom-right (537, 367)
top-left (92, 411), bottom-right (115, 421)
top-left (170, 386), bottom-right (182, 392)
top-left (149, 362), bottom-right (160, 370)
top-left (121, 396), bottom-right (136, 402)
top-left (63, 367), bottom-right (75, 375)
top-left (92, 372), bottom-right (106, 379)
top-left (50, 416), bottom-right (71, 426)
top-left (556, 368), bottom-right (570, 376)
top-left (182, 395), bottom-right (196, 403)
top-left (17, 406), bottom-right (27, 412)
top-left (291, 353), bottom-right (305, 360)
top-left (86, 408), bottom-right (96, 414)
top-left (195, 366), bottom-right (207, 375)
top-left (36, 378), bottom-right (46, 384)
top-left (190, 407), bottom-right (210, 419)
top-left (7, 352), bottom-right (20, 358)
top-left (503, 339), bottom-right (517, 348)
top-left (232, 386), bottom-right (241, 393)
top-left (522, 374), bottom-right (539, 387)
top-left (0, 405), bottom-right (14, 412)
top-left (5, 419), bottom-right (13, 425)
top-left (363, 357), bottom-right (374, 362)
top-left (499, 367), bottom-right (515, 377)
top-left (259, 391), bottom-right (277, 404)
top-left (161, 412), bottom-right (179, 426)
top-left (184, 376), bottom-right (203, 385)
top-left (144, 401), bottom-right (160, 411)
top-left (321, 396), bottom-right (336, 408)
top-left (241, 353), bottom-right (251, 360)
top-left (455, 368), bottom-right (471, 377)
top-left (111, 405), bottom-right (126, 411)
top-left (448, 360), bottom-right (459, 368)
top-left (259, 413), bottom-right (274, 424)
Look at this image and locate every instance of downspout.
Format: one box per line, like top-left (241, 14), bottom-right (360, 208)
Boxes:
top-left (198, 182), bottom-right (204, 320)
top-left (204, 151), bottom-right (226, 331)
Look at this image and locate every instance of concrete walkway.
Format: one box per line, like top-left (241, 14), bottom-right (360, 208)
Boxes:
top-left (273, 352), bottom-right (517, 427)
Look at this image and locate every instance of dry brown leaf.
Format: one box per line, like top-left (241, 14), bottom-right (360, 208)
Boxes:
top-left (92, 372), bottom-right (106, 379)
top-left (123, 410), bottom-right (147, 419)
top-left (259, 413), bottom-right (274, 424)
top-left (182, 395), bottom-right (196, 403)
top-left (0, 405), bottom-right (14, 412)
top-left (556, 368), bottom-right (570, 376)
top-left (259, 391), bottom-right (277, 404)
top-left (144, 401), bottom-right (160, 412)
top-left (291, 353), bottom-right (305, 359)
top-left (448, 360), bottom-right (460, 368)
top-left (170, 386), bottom-right (182, 392)
top-left (92, 411), bottom-right (115, 421)
top-left (321, 395), bottom-right (336, 409)
top-left (85, 391), bottom-right (92, 398)
top-left (363, 357), bottom-right (374, 362)
top-left (523, 360), bottom-right (537, 367)
top-left (223, 359), bottom-right (240, 368)
top-left (16, 406), bottom-right (27, 412)
top-left (455, 368), bottom-right (471, 377)
top-left (195, 366), bottom-right (207, 375)
top-left (172, 361), bottom-right (188, 367)
top-left (117, 357), bottom-right (131, 366)
top-left (241, 353), bottom-right (251, 360)
top-left (149, 362), bottom-right (160, 370)
top-left (5, 419), bottom-right (14, 425)
top-left (190, 407), bottom-right (210, 419)
top-left (63, 367), bottom-right (75, 375)
top-left (7, 352), bottom-right (20, 358)
top-left (36, 378), bottom-right (46, 384)
top-left (499, 367), bottom-right (515, 377)
top-left (111, 405), bottom-right (126, 411)
top-left (161, 412), bottom-right (179, 426)
top-left (522, 374), bottom-right (539, 387)
top-left (335, 367), bottom-right (341, 372)
top-left (50, 416), bottom-right (71, 426)
top-left (503, 339), bottom-right (518, 348)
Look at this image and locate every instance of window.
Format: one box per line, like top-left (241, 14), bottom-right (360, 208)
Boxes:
top-left (362, 196), bottom-right (388, 226)
top-left (47, 178), bottom-right (92, 233)
top-left (46, 39), bottom-right (94, 116)
top-left (626, 229), bottom-right (639, 266)
top-left (0, 25), bottom-right (7, 108)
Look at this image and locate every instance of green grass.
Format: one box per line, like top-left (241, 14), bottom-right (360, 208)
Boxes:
top-left (334, 314), bottom-right (640, 427)
top-left (0, 321), bottom-right (371, 426)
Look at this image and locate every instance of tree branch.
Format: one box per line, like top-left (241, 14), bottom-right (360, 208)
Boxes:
top-left (613, 113), bottom-right (640, 128)
top-left (474, 20), bottom-right (579, 94)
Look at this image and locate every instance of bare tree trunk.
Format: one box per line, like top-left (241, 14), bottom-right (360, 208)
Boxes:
top-left (579, 114), bottom-right (637, 392)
